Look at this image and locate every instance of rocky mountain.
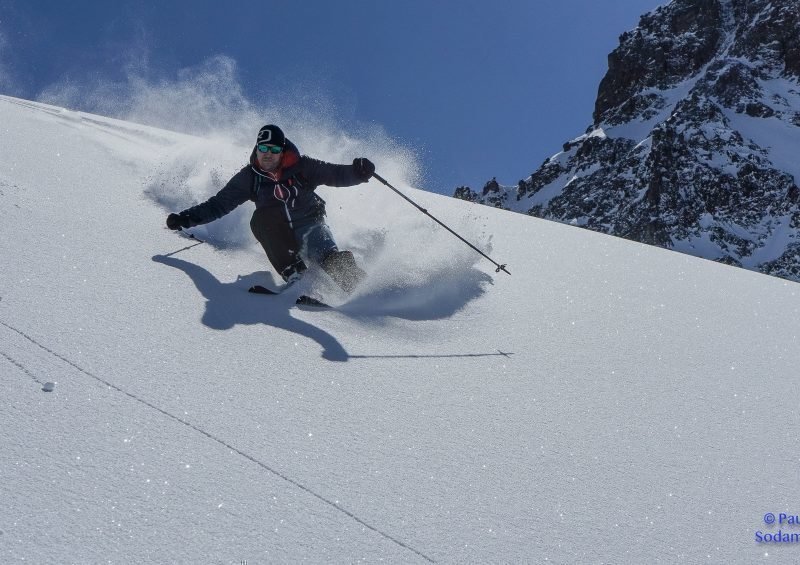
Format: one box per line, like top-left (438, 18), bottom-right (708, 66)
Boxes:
top-left (455, 0), bottom-right (800, 282)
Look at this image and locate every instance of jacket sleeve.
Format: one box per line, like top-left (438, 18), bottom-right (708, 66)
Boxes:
top-left (298, 157), bottom-right (365, 188)
top-left (181, 168), bottom-right (251, 226)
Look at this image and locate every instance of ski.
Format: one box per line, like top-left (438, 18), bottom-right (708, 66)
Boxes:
top-left (249, 288), bottom-right (331, 309)
top-left (248, 285), bottom-right (331, 309)
top-left (295, 295), bottom-right (332, 308)
top-left (248, 285), bottom-right (282, 295)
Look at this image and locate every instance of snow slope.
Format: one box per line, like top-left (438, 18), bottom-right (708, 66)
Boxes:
top-left (2, 95), bottom-right (800, 563)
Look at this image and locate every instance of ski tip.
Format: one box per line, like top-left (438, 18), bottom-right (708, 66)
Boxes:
top-left (249, 285), bottom-right (280, 295)
top-left (295, 295), bottom-right (331, 308)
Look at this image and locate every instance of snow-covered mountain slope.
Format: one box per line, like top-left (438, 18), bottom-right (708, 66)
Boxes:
top-left (2, 94), bottom-right (800, 563)
top-left (457, 0), bottom-right (800, 284)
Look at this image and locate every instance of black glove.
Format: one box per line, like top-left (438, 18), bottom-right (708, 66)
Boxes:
top-left (166, 211), bottom-right (194, 231)
top-left (352, 158), bottom-right (375, 181)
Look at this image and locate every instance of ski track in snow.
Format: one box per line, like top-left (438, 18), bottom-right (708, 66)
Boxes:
top-left (0, 318), bottom-right (434, 562)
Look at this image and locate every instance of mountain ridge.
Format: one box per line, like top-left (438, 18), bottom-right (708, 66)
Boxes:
top-left (456, 0), bottom-right (800, 283)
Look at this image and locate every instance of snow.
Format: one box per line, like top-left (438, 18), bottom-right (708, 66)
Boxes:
top-left (726, 106), bottom-right (800, 187)
top-left (2, 94), bottom-right (800, 563)
top-left (603, 75), bottom-right (702, 142)
top-left (520, 171), bottom-right (573, 212)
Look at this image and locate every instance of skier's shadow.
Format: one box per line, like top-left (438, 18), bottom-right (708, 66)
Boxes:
top-left (152, 254), bottom-right (349, 362)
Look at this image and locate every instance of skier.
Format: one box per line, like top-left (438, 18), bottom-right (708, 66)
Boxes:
top-left (166, 124), bottom-right (375, 293)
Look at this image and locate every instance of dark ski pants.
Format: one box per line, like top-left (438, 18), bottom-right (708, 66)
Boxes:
top-left (250, 207), bottom-right (305, 280)
top-left (250, 206), bottom-right (364, 291)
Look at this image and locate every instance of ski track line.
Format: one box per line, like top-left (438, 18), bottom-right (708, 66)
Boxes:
top-left (0, 349), bottom-right (46, 387)
top-left (0, 319), bottom-right (435, 563)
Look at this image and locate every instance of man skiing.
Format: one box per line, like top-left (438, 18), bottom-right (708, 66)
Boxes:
top-left (166, 124), bottom-right (375, 293)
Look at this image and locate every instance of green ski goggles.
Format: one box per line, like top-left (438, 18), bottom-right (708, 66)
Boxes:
top-left (257, 144), bottom-right (283, 154)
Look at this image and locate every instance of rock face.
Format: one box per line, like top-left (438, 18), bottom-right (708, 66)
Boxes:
top-left (455, 0), bottom-right (800, 282)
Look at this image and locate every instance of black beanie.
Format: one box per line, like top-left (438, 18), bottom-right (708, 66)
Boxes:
top-left (257, 124), bottom-right (286, 147)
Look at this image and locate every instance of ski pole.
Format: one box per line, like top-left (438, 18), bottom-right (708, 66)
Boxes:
top-left (164, 229), bottom-right (206, 257)
top-left (178, 230), bottom-right (205, 245)
top-left (371, 172), bottom-right (510, 275)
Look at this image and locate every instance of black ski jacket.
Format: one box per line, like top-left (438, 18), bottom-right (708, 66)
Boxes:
top-left (180, 139), bottom-right (367, 229)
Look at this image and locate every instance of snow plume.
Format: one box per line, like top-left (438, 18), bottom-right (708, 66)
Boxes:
top-left (35, 53), bottom-right (476, 304)
top-left (38, 54), bottom-right (423, 250)
top-left (37, 55), bottom-right (257, 138)
top-left (325, 189), bottom-right (494, 319)
top-left (35, 54), bottom-right (420, 183)
top-left (339, 218), bottom-right (494, 320)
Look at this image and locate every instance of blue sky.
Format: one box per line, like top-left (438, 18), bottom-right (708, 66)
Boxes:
top-left (0, 0), bottom-right (665, 194)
